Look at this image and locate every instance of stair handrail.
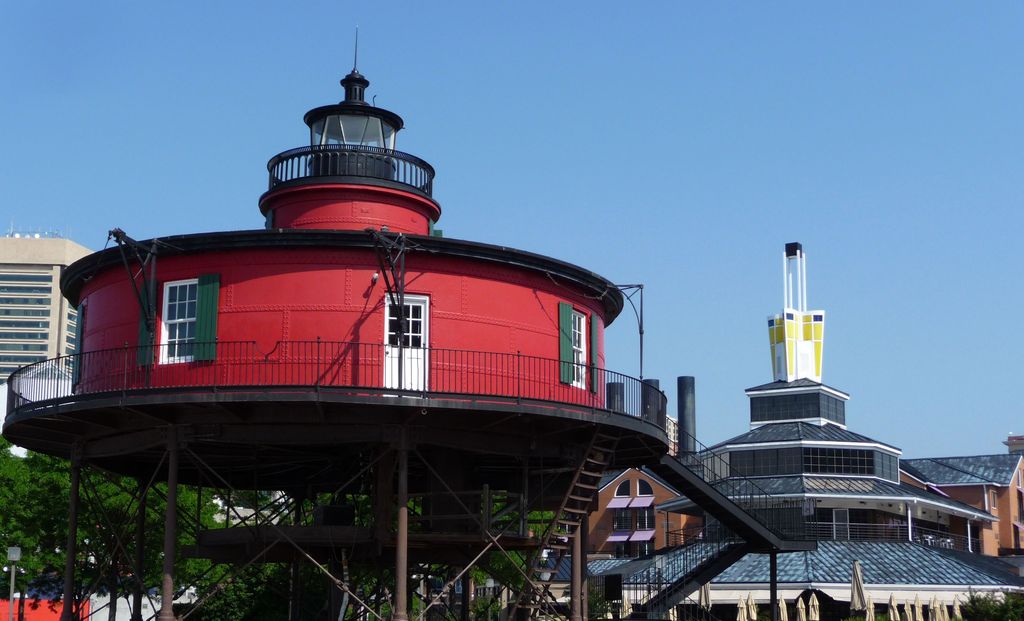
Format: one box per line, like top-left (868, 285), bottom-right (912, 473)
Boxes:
top-left (674, 429), bottom-right (807, 541)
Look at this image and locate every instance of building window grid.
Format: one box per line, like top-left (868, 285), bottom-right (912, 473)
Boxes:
top-left (750, 393), bottom-right (845, 424)
top-left (570, 310), bottom-right (586, 388)
top-left (636, 507), bottom-right (655, 530)
top-left (612, 509), bottom-right (632, 531)
top-left (387, 302), bottom-right (424, 348)
top-left (0, 298), bottom-right (50, 306)
top-left (0, 274), bottom-right (53, 283)
top-left (731, 446), bottom-right (897, 479)
top-left (0, 285), bottom-right (52, 295)
top-left (161, 280), bottom-right (199, 363)
top-left (0, 309), bottom-right (48, 317)
top-left (614, 480), bottom-right (630, 497)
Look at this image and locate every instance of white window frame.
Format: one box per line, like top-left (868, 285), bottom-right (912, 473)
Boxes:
top-left (570, 310), bottom-right (587, 389)
top-left (160, 279), bottom-right (199, 364)
top-left (383, 294), bottom-right (430, 390)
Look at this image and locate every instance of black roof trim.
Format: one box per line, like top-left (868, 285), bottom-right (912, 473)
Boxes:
top-left (61, 229), bottom-right (624, 322)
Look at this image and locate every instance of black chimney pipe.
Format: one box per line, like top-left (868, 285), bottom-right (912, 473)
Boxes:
top-left (677, 376), bottom-right (696, 453)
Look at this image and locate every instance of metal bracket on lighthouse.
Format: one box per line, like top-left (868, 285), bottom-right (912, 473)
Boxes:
top-left (108, 228), bottom-right (180, 361)
top-left (367, 229), bottom-right (411, 388)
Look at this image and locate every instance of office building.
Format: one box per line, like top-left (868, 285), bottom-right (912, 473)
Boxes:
top-left (0, 233), bottom-right (90, 382)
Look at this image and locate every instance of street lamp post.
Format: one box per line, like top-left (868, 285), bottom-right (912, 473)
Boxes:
top-left (7, 547), bottom-right (20, 621)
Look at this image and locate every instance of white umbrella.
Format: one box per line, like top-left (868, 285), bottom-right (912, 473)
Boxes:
top-left (777, 596), bottom-right (789, 621)
top-left (951, 595), bottom-right (962, 620)
top-left (939, 601), bottom-right (949, 621)
top-left (887, 594), bottom-right (898, 621)
top-left (736, 597), bottom-right (749, 621)
top-left (850, 560), bottom-right (867, 612)
top-left (900, 602), bottom-right (911, 621)
top-left (865, 594), bottom-right (875, 621)
top-left (809, 593), bottom-right (820, 621)
top-left (796, 596), bottom-right (808, 621)
top-left (698, 583), bottom-right (712, 611)
top-left (747, 593), bottom-right (758, 621)
top-left (914, 595), bottom-right (924, 621)
top-left (929, 595), bottom-right (940, 621)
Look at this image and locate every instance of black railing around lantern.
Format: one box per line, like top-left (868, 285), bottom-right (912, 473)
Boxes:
top-left (266, 144), bottom-right (435, 197)
top-left (5, 340), bottom-right (666, 431)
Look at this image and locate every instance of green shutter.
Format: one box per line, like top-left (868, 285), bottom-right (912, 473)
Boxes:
top-left (589, 313), bottom-right (599, 394)
top-left (137, 313), bottom-right (153, 366)
top-left (558, 302), bottom-right (573, 384)
top-left (71, 303), bottom-right (84, 385)
top-left (194, 274), bottom-right (220, 361)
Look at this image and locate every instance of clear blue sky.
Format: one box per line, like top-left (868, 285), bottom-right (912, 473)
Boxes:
top-left (2, 3), bottom-right (1021, 458)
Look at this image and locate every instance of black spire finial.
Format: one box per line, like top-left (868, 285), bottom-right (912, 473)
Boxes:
top-left (341, 29), bottom-right (369, 104)
top-left (353, 26), bottom-right (359, 72)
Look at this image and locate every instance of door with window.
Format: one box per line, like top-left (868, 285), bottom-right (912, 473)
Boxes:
top-left (833, 508), bottom-right (850, 540)
top-left (384, 295), bottom-right (428, 390)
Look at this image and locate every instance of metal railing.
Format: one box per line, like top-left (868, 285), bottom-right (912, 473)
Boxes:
top-left (266, 144), bottom-right (435, 196)
top-left (621, 525), bottom-right (742, 619)
top-left (675, 434), bottom-right (808, 541)
top-left (5, 341), bottom-right (666, 430)
top-left (804, 521), bottom-right (978, 553)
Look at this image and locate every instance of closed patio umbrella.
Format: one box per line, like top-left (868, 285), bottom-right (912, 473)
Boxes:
top-left (809, 593), bottom-right (820, 621)
top-left (914, 595), bottom-right (924, 621)
top-left (900, 602), bottom-right (911, 621)
top-left (747, 593), bottom-right (758, 620)
top-left (698, 583), bottom-right (712, 611)
top-left (951, 595), bottom-right (962, 620)
top-left (888, 594), bottom-right (898, 621)
top-left (929, 595), bottom-right (940, 621)
top-left (865, 594), bottom-right (874, 621)
top-left (736, 597), bottom-right (749, 621)
top-left (850, 560), bottom-right (867, 613)
top-left (777, 596), bottom-right (789, 621)
top-left (796, 596), bottom-right (807, 621)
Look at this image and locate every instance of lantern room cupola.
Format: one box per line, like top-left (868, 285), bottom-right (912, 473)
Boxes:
top-left (304, 69), bottom-right (404, 150)
top-left (259, 69), bottom-right (440, 234)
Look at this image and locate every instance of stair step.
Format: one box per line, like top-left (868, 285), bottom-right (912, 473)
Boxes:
top-left (574, 482), bottom-right (598, 490)
top-left (568, 493), bottom-right (593, 503)
top-left (562, 506), bottom-right (588, 514)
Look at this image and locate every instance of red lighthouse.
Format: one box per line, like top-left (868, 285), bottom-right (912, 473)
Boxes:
top-left (4, 69), bottom-right (665, 620)
top-left (5, 69), bottom-right (803, 621)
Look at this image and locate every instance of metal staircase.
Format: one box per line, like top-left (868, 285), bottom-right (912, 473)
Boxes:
top-left (507, 430), bottom-right (619, 620)
top-left (608, 428), bottom-right (814, 620)
top-left (623, 526), bottom-right (748, 619)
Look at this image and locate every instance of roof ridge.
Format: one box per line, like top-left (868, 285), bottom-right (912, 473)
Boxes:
top-left (917, 456), bottom-right (1015, 485)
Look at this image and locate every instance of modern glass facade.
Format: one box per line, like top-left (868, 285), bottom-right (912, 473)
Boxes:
top-left (730, 446), bottom-right (900, 481)
top-left (749, 391), bottom-right (846, 424)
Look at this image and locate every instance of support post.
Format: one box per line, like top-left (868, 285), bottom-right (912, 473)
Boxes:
top-left (581, 513), bottom-right (590, 621)
top-left (394, 444), bottom-right (409, 621)
top-left (571, 523), bottom-right (583, 621)
top-left (967, 521), bottom-right (973, 553)
top-left (60, 458), bottom-right (81, 621)
top-left (906, 504), bottom-right (914, 542)
top-left (158, 432), bottom-right (179, 621)
top-left (131, 481), bottom-right (148, 621)
top-left (769, 552), bottom-right (778, 621)
top-left (460, 573), bottom-right (470, 621)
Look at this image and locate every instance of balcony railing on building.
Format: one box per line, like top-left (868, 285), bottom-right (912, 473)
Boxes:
top-left (803, 521), bottom-right (979, 553)
top-left (266, 145), bottom-right (435, 198)
top-left (5, 340), bottom-right (667, 431)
